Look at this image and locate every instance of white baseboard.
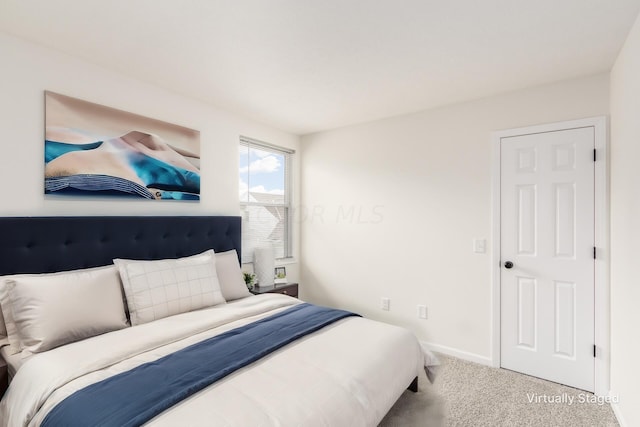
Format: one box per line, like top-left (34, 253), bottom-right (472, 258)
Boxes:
top-left (609, 391), bottom-right (627, 427)
top-left (420, 341), bottom-right (492, 366)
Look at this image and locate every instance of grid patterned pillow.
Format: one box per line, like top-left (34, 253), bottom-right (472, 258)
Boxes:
top-left (114, 250), bottom-right (225, 326)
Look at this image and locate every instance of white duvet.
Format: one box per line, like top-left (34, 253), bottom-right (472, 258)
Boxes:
top-left (0, 295), bottom-right (428, 427)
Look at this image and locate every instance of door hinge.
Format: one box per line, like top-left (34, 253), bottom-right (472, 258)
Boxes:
top-left (593, 149), bottom-right (596, 162)
top-left (593, 247), bottom-right (596, 259)
top-left (593, 345), bottom-right (597, 358)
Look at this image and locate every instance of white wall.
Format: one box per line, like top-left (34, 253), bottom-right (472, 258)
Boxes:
top-left (300, 74), bottom-right (609, 360)
top-left (609, 13), bottom-right (640, 427)
top-left (0, 32), bottom-right (300, 281)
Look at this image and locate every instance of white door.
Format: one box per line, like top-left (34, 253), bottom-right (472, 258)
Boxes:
top-left (500, 126), bottom-right (595, 392)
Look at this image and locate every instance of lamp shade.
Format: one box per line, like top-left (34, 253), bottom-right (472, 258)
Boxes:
top-left (253, 244), bottom-right (275, 287)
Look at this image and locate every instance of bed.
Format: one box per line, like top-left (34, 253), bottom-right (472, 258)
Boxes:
top-left (0, 216), bottom-right (433, 426)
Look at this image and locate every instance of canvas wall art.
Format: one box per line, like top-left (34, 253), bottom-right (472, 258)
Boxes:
top-left (44, 92), bottom-right (201, 201)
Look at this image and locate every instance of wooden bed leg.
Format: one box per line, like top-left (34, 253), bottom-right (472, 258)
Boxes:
top-left (407, 376), bottom-right (418, 393)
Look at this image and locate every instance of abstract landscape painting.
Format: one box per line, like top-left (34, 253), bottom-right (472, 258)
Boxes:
top-left (44, 92), bottom-right (200, 201)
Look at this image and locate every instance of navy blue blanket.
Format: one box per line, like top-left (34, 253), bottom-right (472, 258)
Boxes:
top-left (42, 303), bottom-right (358, 427)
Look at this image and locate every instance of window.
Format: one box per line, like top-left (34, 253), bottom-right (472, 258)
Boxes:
top-left (239, 137), bottom-right (293, 264)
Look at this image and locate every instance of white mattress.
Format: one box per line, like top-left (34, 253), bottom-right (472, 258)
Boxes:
top-left (0, 294), bottom-right (430, 426)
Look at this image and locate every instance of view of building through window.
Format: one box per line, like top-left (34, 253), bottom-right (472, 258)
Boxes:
top-left (239, 138), bottom-right (292, 264)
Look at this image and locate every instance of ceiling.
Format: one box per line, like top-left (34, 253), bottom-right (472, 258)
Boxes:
top-left (1, 0), bottom-right (639, 135)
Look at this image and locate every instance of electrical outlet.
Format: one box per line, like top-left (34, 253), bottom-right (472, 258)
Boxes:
top-left (381, 297), bottom-right (390, 311)
top-left (417, 305), bottom-right (427, 319)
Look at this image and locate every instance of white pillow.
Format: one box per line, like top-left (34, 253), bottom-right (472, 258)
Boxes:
top-left (114, 250), bottom-right (225, 326)
top-left (0, 279), bottom-right (21, 353)
top-left (0, 301), bottom-right (8, 347)
top-left (3, 265), bottom-right (128, 354)
top-left (215, 250), bottom-right (251, 301)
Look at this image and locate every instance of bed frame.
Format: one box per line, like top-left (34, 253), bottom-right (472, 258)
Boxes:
top-left (0, 215), bottom-right (419, 402)
top-left (0, 216), bottom-right (241, 276)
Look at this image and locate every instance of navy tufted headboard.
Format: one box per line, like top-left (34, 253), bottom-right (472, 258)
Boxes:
top-left (0, 216), bottom-right (241, 275)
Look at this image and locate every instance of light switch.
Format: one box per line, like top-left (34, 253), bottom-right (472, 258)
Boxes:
top-left (417, 305), bottom-right (428, 319)
top-left (473, 238), bottom-right (486, 253)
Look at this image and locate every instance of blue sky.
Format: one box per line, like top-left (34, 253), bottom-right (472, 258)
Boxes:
top-left (239, 145), bottom-right (285, 199)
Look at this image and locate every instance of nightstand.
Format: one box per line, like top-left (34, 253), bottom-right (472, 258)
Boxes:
top-left (251, 282), bottom-right (298, 298)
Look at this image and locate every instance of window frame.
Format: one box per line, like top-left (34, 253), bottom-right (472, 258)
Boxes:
top-left (239, 136), bottom-right (294, 263)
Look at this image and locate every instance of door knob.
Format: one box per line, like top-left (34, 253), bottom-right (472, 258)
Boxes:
top-left (504, 261), bottom-right (514, 269)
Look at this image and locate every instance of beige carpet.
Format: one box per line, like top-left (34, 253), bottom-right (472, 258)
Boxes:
top-left (379, 354), bottom-right (618, 427)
